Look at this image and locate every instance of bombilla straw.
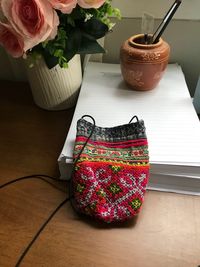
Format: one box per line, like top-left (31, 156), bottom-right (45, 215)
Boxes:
top-left (151, 0), bottom-right (182, 44)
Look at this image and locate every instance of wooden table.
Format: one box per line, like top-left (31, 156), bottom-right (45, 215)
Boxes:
top-left (0, 81), bottom-right (200, 267)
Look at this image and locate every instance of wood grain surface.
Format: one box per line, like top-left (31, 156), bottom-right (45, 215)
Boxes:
top-left (0, 81), bottom-right (200, 267)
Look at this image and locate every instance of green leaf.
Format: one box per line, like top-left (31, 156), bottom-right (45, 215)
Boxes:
top-left (63, 28), bottom-right (82, 61)
top-left (80, 18), bottom-right (108, 39)
top-left (78, 35), bottom-right (105, 54)
top-left (67, 16), bottom-right (75, 27)
top-left (54, 49), bottom-right (63, 58)
top-left (43, 50), bottom-right (59, 69)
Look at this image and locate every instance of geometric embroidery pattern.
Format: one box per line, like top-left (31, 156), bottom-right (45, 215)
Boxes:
top-left (73, 118), bottom-right (149, 223)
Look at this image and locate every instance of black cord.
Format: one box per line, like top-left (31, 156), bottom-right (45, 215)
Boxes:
top-left (1, 115), bottom-right (97, 266)
top-left (129, 115), bottom-right (139, 124)
top-left (15, 197), bottom-right (70, 267)
top-left (0, 174), bottom-right (66, 190)
top-left (0, 174), bottom-right (69, 266)
top-left (73, 115), bottom-right (96, 165)
top-left (69, 115), bottom-right (96, 211)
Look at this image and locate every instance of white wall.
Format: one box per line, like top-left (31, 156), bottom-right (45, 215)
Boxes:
top-left (113, 0), bottom-right (200, 20)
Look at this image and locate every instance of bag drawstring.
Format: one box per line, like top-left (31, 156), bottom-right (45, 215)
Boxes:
top-left (73, 115), bottom-right (96, 165)
top-left (129, 115), bottom-right (139, 124)
top-left (69, 115), bottom-right (96, 211)
top-left (74, 114), bottom-right (139, 165)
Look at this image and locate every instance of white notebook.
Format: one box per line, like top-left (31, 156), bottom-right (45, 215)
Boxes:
top-left (58, 62), bottom-right (200, 195)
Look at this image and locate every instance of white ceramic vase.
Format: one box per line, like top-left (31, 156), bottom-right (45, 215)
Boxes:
top-left (25, 54), bottom-right (82, 110)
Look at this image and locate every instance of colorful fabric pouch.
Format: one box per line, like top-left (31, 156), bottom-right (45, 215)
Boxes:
top-left (72, 115), bottom-right (149, 223)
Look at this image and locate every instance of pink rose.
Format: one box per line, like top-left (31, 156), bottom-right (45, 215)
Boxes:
top-left (1, 0), bottom-right (59, 51)
top-left (48, 0), bottom-right (77, 14)
top-left (77, 0), bottom-right (106, 9)
top-left (0, 22), bottom-right (24, 57)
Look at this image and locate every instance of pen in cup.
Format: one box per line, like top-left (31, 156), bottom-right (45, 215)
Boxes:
top-left (151, 0), bottom-right (182, 44)
top-left (141, 12), bottom-right (154, 44)
top-left (144, 33), bottom-right (148, 44)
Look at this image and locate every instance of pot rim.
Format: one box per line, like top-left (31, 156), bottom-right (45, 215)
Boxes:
top-left (128, 34), bottom-right (163, 49)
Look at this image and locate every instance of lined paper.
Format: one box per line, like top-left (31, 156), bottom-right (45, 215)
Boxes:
top-left (60, 62), bottom-right (200, 167)
top-left (58, 62), bottom-right (200, 195)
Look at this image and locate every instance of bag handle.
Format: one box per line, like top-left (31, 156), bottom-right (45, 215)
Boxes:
top-left (70, 115), bottom-right (96, 212)
top-left (75, 114), bottom-right (139, 165)
top-left (73, 115), bottom-right (96, 165)
top-left (129, 115), bottom-right (139, 124)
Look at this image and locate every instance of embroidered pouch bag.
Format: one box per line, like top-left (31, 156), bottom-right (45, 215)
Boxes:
top-left (72, 115), bottom-right (149, 223)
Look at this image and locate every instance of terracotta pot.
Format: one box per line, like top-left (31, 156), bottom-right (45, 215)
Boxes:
top-left (120, 34), bottom-right (170, 91)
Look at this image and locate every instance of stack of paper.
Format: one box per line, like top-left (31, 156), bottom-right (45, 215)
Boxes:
top-left (58, 62), bottom-right (200, 195)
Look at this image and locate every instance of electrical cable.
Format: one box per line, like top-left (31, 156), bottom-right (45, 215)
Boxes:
top-left (0, 174), bottom-right (70, 266)
top-left (1, 115), bottom-right (97, 266)
top-left (69, 115), bottom-right (96, 212)
top-left (15, 197), bottom-right (70, 267)
top-left (0, 174), bottom-right (66, 190)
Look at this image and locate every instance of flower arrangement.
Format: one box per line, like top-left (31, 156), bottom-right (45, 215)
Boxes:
top-left (0, 0), bottom-right (120, 69)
